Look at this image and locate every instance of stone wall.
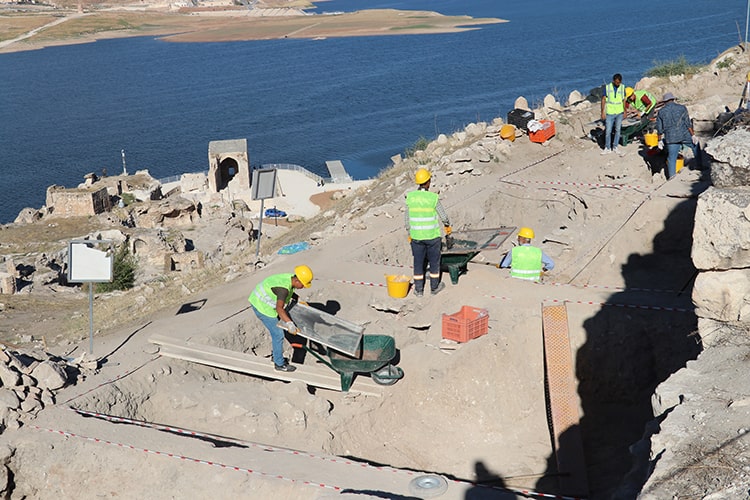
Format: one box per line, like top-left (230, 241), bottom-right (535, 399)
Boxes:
top-left (45, 185), bottom-right (112, 218)
top-left (691, 129), bottom-right (750, 345)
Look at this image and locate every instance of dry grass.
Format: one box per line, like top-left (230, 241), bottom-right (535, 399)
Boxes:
top-left (0, 14), bottom-right (59, 42)
top-left (0, 216), bottom-right (107, 255)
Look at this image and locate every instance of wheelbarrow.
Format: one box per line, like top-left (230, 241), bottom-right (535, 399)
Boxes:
top-left (440, 227), bottom-right (516, 284)
top-left (292, 334), bottom-right (404, 392)
top-left (287, 302), bottom-right (403, 392)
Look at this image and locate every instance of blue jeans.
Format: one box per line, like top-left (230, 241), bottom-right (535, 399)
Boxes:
top-left (666, 142), bottom-right (698, 179)
top-left (604, 112), bottom-right (623, 150)
top-left (411, 237), bottom-right (442, 292)
top-left (253, 306), bottom-right (285, 366)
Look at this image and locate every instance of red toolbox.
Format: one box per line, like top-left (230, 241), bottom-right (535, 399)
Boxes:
top-left (529, 120), bottom-right (556, 143)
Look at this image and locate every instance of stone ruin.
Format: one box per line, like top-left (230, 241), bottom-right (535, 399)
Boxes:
top-left (692, 127), bottom-right (750, 344)
top-left (207, 138), bottom-right (250, 193)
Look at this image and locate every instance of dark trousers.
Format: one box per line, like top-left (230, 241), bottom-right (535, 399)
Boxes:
top-left (411, 237), bottom-right (442, 292)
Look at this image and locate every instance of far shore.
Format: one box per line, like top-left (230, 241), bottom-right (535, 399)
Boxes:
top-left (0, 6), bottom-right (506, 54)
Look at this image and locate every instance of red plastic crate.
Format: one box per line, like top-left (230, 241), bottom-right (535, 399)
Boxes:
top-left (529, 120), bottom-right (556, 143)
top-left (442, 306), bottom-right (489, 343)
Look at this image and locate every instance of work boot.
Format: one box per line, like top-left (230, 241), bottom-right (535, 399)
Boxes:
top-left (431, 282), bottom-right (445, 296)
top-left (414, 288), bottom-right (424, 297)
top-left (274, 359), bottom-right (296, 372)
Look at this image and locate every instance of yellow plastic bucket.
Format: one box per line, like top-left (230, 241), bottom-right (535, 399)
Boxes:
top-left (644, 132), bottom-right (658, 147)
top-left (385, 274), bottom-right (410, 298)
top-left (500, 124), bottom-right (516, 142)
top-left (676, 155), bottom-right (684, 173)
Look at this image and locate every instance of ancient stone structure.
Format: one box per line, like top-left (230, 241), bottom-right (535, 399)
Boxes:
top-left (45, 185), bottom-right (112, 218)
top-left (207, 139), bottom-right (250, 193)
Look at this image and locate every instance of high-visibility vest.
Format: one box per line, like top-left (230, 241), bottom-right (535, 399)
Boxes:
top-left (510, 245), bottom-right (543, 281)
top-left (248, 273), bottom-right (293, 318)
top-left (633, 90), bottom-right (656, 114)
top-left (605, 83), bottom-right (625, 115)
top-left (406, 190), bottom-right (440, 240)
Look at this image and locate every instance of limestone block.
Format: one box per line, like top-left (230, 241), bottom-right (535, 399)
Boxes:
top-left (30, 361), bottom-right (68, 391)
top-left (20, 395), bottom-right (42, 414)
top-left (514, 96), bottom-right (529, 110)
top-left (0, 364), bottom-right (20, 388)
top-left (567, 90), bottom-right (584, 106)
top-left (0, 274), bottom-right (15, 295)
top-left (697, 317), bottom-right (750, 348)
top-left (692, 186), bottom-right (750, 270)
top-left (651, 365), bottom-right (700, 416)
top-left (705, 129), bottom-right (750, 188)
top-left (692, 269), bottom-right (750, 321)
top-left (0, 389), bottom-right (20, 411)
top-left (543, 94), bottom-right (559, 109)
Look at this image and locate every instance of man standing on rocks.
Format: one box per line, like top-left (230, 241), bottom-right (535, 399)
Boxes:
top-left (601, 73), bottom-right (626, 155)
top-left (405, 168), bottom-right (451, 297)
top-left (248, 265), bottom-right (313, 372)
top-left (656, 92), bottom-right (700, 179)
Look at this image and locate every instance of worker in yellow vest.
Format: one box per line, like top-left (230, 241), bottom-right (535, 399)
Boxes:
top-left (624, 87), bottom-right (657, 119)
top-left (405, 168), bottom-right (451, 296)
top-left (248, 265), bottom-right (313, 372)
top-left (600, 73), bottom-right (626, 155)
top-left (499, 227), bottom-right (554, 282)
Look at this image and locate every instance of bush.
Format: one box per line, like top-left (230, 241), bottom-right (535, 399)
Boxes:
top-left (646, 55), bottom-right (704, 77)
top-left (716, 57), bottom-right (735, 70)
top-left (95, 244), bottom-right (136, 292)
top-left (404, 136), bottom-right (430, 158)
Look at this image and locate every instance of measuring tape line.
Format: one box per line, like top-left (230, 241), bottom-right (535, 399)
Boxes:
top-left (542, 298), bottom-right (692, 313)
top-left (30, 424), bottom-right (343, 491)
top-left (63, 409), bottom-right (586, 499)
top-left (503, 178), bottom-right (652, 191)
top-left (58, 356), bottom-right (160, 406)
top-left (328, 279), bottom-right (386, 288)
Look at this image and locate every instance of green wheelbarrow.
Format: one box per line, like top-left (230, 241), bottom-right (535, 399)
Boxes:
top-left (293, 334), bottom-right (404, 392)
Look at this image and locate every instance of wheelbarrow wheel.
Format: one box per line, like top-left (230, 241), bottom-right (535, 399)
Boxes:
top-left (370, 364), bottom-right (403, 386)
top-left (408, 474), bottom-right (448, 498)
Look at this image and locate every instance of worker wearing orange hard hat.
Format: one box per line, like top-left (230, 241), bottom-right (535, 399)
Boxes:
top-left (405, 168), bottom-right (451, 297)
top-left (248, 265), bottom-right (313, 372)
top-left (499, 227), bottom-right (554, 281)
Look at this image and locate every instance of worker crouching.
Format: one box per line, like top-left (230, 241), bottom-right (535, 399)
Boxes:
top-left (499, 227), bottom-right (554, 282)
top-left (405, 168), bottom-right (451, 297)
top-left (248, 265), bottom-right (313, 372)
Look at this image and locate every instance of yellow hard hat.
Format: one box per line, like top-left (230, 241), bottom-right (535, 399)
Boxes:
top-left (415, 168), bottom-right (431, 185)
top-left (518, 227), bottom-right (535, 239)
top-left (294, 265), bottom-right (313, 288)
top-left (625, 87), bottom-right (634, 98)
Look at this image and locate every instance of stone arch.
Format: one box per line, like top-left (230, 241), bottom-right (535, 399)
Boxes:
top-left (217, 157), bottom-right (239, 191)
top-left (208, 139), bottom-right (250, 193)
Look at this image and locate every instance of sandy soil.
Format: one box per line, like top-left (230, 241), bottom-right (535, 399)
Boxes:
top-left (0, 4), bottom-right (504, 54)
top-left (0, 44), bottom-right (748, 500)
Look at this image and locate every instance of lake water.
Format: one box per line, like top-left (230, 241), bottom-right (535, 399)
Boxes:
top-left (0, 0), bottom-right (745, 223)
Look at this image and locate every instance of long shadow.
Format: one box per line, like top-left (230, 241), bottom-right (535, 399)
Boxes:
top-left (536, 176), bottom-right (707, 498)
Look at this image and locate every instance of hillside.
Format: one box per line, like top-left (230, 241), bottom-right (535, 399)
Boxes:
top-left (0, 45), bottom-right (749, 499)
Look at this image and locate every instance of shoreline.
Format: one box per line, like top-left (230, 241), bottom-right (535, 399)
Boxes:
top-left (0, 6), bottom-right (506, 54)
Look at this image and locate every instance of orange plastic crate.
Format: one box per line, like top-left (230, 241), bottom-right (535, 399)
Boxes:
top-left (442, 306), bottom-right (489, 343)
top-left (529, 120), bottom-right (556, 143)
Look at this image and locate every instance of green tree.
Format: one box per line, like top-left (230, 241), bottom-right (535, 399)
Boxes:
top-left (95, 244), bottom-right (137, 292)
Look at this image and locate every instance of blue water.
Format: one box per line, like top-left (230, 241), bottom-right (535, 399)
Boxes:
top-left (0, 0), bottom-right (745, 223)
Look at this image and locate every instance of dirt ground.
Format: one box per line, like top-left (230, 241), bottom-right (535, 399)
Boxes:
top-left (1, 37), bottom-right (749, 500)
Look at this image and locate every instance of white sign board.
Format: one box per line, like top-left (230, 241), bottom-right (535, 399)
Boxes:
top-left (68, 241), bottom-right (113, 283)
top-left (251, 168), bottom-right (277, 201)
